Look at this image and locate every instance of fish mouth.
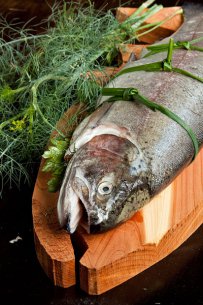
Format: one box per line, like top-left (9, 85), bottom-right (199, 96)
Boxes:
top-left (57, 184), bottom-right (88, 234)
top-left (67, 198), bottom-right (90, 234)
top-left (57, 184), bottom-right (82, 233)
top-left (57, 168), bottom-right (94, 234)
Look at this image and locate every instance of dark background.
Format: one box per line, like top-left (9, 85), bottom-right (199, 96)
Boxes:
top-left (0, 0), bottom-right (187, 27)
top-left (0, 1), bottom-right (203, 305)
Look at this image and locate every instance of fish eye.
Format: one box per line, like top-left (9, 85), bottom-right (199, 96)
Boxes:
top-left (97, 182), bottom-right (113, 195)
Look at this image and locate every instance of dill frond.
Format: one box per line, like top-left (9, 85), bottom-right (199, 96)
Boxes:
top-left (0, 0), bottom-right (180, 194)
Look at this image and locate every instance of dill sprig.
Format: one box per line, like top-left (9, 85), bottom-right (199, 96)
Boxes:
top-left (0, 0), bottom-right (182, 194)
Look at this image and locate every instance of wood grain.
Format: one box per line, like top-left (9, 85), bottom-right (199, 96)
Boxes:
top-left (32, 160), bottom-right (75, 288)
top-left (32, 103), bottom-right (87, 288)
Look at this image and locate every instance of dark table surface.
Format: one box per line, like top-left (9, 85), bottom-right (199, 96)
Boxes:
top-left (1, 1), bottom-right (203, 304)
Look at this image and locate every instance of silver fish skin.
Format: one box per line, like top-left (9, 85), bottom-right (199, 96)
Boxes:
top-left (57, 6), bottom-right (203, 234)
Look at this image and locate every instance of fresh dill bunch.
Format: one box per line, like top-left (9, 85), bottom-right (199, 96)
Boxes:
top-left (0, 0), bottom-right (182, 194)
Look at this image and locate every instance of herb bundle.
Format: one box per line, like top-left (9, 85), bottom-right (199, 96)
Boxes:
top-left (0, 0), bottom-right (181, 194)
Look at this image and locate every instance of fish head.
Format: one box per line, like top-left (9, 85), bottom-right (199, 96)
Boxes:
top-left (57, 134), bottom-right (150, 233)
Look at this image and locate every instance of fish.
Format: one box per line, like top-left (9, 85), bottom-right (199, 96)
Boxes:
top-left (57, 5), bottom-right (203, 234)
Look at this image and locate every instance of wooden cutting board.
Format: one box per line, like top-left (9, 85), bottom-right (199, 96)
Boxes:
top-left (32, 6), bottom-right (203, 295)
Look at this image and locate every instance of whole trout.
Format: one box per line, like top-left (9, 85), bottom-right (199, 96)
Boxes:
top-left (57, 6), bottom-right (203, 233)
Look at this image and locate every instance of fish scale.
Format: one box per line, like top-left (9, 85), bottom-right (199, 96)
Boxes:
top-left (57, 6), bottom-right (203, 233)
